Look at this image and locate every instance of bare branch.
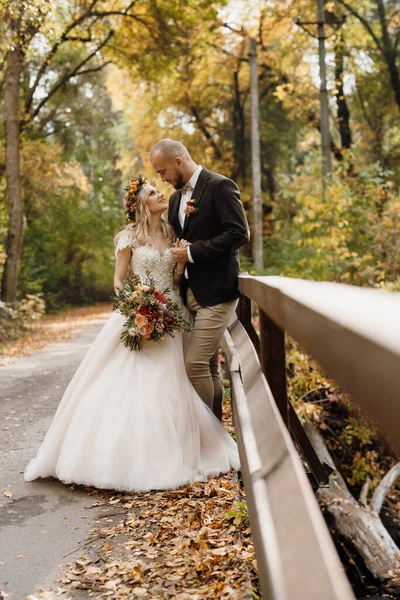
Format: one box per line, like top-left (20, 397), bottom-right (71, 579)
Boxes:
top-left (207, 42), bottom-right (248, 62)
top-left (26, 31), bottom-right (113, 127)
top-left (259, 7), bottom-right (267, 50)
top-left (388, 7), bottom-right (400, 25)
top-left (25, 0), bottom-right (142, 112)
top-left (189, 103), bottom-right (223, 160)
top-left (106, 43), bottom-right (139, 62)
top-left (25, 0), bottom-right (103, 111)
top-left (295, 21), bottom-right (319, 40)
top-left (370, 461), bottom-right (400, 514)
top-left (221, 21), bottom-right (246, 35)
top-left (376, 0), bottom-right (394, 53)
top-left (64, 34), bottom-right (93, 43)
top-left (75, 60), bottom-right (111, 76)
top-left (359, 476), bottom-right (371, 505)
top-left (335, 0), bottom-right (384, 54)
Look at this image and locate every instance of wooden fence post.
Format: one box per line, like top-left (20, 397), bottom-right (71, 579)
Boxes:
top-left (236, 294), bottom-right (261, 356)
top-left (259, 309), bottom-right (289, 426)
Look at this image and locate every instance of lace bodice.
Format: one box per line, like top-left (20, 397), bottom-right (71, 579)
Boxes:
top-left (115, 235), bottom-right (175, 291)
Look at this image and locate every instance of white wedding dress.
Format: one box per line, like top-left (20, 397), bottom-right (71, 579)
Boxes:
top-left (24, 236), bottom-right (240, 492)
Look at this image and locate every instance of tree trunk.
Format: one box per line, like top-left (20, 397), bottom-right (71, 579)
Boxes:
top-left (232, 70), bottom-right (247, 185)
top-left (2, 47), bottom-right (24, 303)
top-left (376, 0), bottom-right (400, 112)
top-left (248, 37), bottom-right (263, 270)
top-left (304, 422), bottom-right (400, 580)
top-left (383, 50), bottom-right (400, 113)
top-left (189, 104), bottom-right (222, 161)
top-left (317, 0), bottom-right (332, 181)
top-left (334, 29), bottom-right (352, 151)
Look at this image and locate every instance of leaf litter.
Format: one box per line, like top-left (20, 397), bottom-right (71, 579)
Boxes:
top-left (27, 398), bottom-right (259, 599)
top-left (0, 304), bottom-right (111, 366)
top-left (57, 474), bottom-right (258, 599)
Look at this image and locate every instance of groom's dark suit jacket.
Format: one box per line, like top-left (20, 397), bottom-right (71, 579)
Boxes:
top-left (168, 167), bottom-right (250, 307)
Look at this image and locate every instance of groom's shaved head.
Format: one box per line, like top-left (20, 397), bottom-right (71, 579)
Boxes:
top-left (150, 138), bottom-right (198, 190)
top-left (150, 138), bottom-right (191, 162)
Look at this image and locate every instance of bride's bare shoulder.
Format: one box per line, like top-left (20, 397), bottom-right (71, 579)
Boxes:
top-left (119, 225), bottom-right (136, 237)
top-left (114, 225), bottom-right (136, 242)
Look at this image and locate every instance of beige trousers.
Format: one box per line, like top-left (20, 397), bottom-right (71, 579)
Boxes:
top-left (184, 288), bottom-right (238, 413)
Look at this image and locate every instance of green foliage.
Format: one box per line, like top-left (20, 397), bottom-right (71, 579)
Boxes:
top-left (10, 65), bottom-right (125, 309)
top-left (263, 157), bottom-right (400, 286)
top-left (19, 183), bottom-right (120, 309)
top-left (225, 501), bottom-right (250, 528)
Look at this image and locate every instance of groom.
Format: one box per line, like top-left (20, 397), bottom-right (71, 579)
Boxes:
top-left (150, 139), bottom-right (250, 418)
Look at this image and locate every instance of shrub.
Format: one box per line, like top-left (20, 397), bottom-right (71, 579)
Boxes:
top-left (0, 294), bottom-right (46, 345)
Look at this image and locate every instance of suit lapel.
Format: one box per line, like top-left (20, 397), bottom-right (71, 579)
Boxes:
top-left (169, 191), bottom-right (183, 238)
top-left (182, 168), bottom-right (210, 236)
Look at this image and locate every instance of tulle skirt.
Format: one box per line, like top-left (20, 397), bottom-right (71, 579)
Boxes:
top-left (24, 311), bottom-right (240, 492)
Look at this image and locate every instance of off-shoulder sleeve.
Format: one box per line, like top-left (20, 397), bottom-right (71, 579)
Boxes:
top-left (114, 235), bottom-right (137, 256)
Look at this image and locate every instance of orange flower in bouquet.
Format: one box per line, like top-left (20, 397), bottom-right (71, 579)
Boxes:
top-left (111, 274), bottom-right (191, 351)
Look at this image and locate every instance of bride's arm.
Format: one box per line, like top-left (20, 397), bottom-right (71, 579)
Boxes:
top-left (173, 239), bottom-right (190, 286)
top-left (114, 246), bottom-right (131, 293)
top-left (173, 261), bottom-right (186, 286)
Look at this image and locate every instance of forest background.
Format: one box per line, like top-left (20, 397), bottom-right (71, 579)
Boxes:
top-left (1, 0), bottom-right (399, 311)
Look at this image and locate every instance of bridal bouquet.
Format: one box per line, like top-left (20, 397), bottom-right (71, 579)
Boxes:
top-left (111, 275), bottom-right (191, 351)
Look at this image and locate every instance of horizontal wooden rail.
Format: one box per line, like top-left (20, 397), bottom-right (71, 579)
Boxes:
top-left (222, 321), bottom-right (355, 600)
top-left (239, 274), bottom-right (400, 451)
top-left (223, 275), bottom-right (400, 598)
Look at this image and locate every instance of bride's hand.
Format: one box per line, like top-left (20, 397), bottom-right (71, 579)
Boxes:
top-left (171, 246), bottom-right (189, 262)
top-left (171, 239), bottom-right (191, 262)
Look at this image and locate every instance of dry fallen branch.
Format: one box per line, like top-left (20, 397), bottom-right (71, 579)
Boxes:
top-left (371, 462), bottom-right (400, 515)
top-left (305, 421), bottom-right (400, 580)
top-left (359, 475), bottom-right (371, 506)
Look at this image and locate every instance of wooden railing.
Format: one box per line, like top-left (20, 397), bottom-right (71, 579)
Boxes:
top-left (222, 274), bottom-right (400, 600)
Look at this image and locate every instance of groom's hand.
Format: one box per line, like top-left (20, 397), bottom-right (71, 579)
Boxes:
top-left (171, 246), bottom-right (190, 262)
top-left (174, 238), bottom-right (190, 248)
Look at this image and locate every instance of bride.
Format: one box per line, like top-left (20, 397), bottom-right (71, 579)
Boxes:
top-left (24, 176), bottom-right (240, 492)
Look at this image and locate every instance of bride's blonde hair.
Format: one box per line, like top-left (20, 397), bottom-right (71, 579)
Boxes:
top-left (114, 184), bottom-right (175, 247)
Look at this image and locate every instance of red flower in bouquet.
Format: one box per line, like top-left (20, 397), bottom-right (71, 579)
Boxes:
top-left (111, 275), bottom-right (191, 351)
top-left (155, 291), bottom-right (168, 303)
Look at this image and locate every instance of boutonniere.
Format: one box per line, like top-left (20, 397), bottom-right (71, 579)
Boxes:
top-left (184, 199), bottom-right (199, 217)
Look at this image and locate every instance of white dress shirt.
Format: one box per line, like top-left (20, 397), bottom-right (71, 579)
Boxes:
top-left (178, 165), bottom-right (203, 266)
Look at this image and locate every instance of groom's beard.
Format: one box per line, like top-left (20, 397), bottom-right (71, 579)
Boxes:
top-left (173, 173), bottom-right (185, 190)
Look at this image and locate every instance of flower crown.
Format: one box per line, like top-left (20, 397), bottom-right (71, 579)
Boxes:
top-left (124, 175), bottom-right (149, 224)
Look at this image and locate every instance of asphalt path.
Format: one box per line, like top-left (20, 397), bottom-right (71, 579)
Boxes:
top-left (0, 316), bottom-right (109, 599)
